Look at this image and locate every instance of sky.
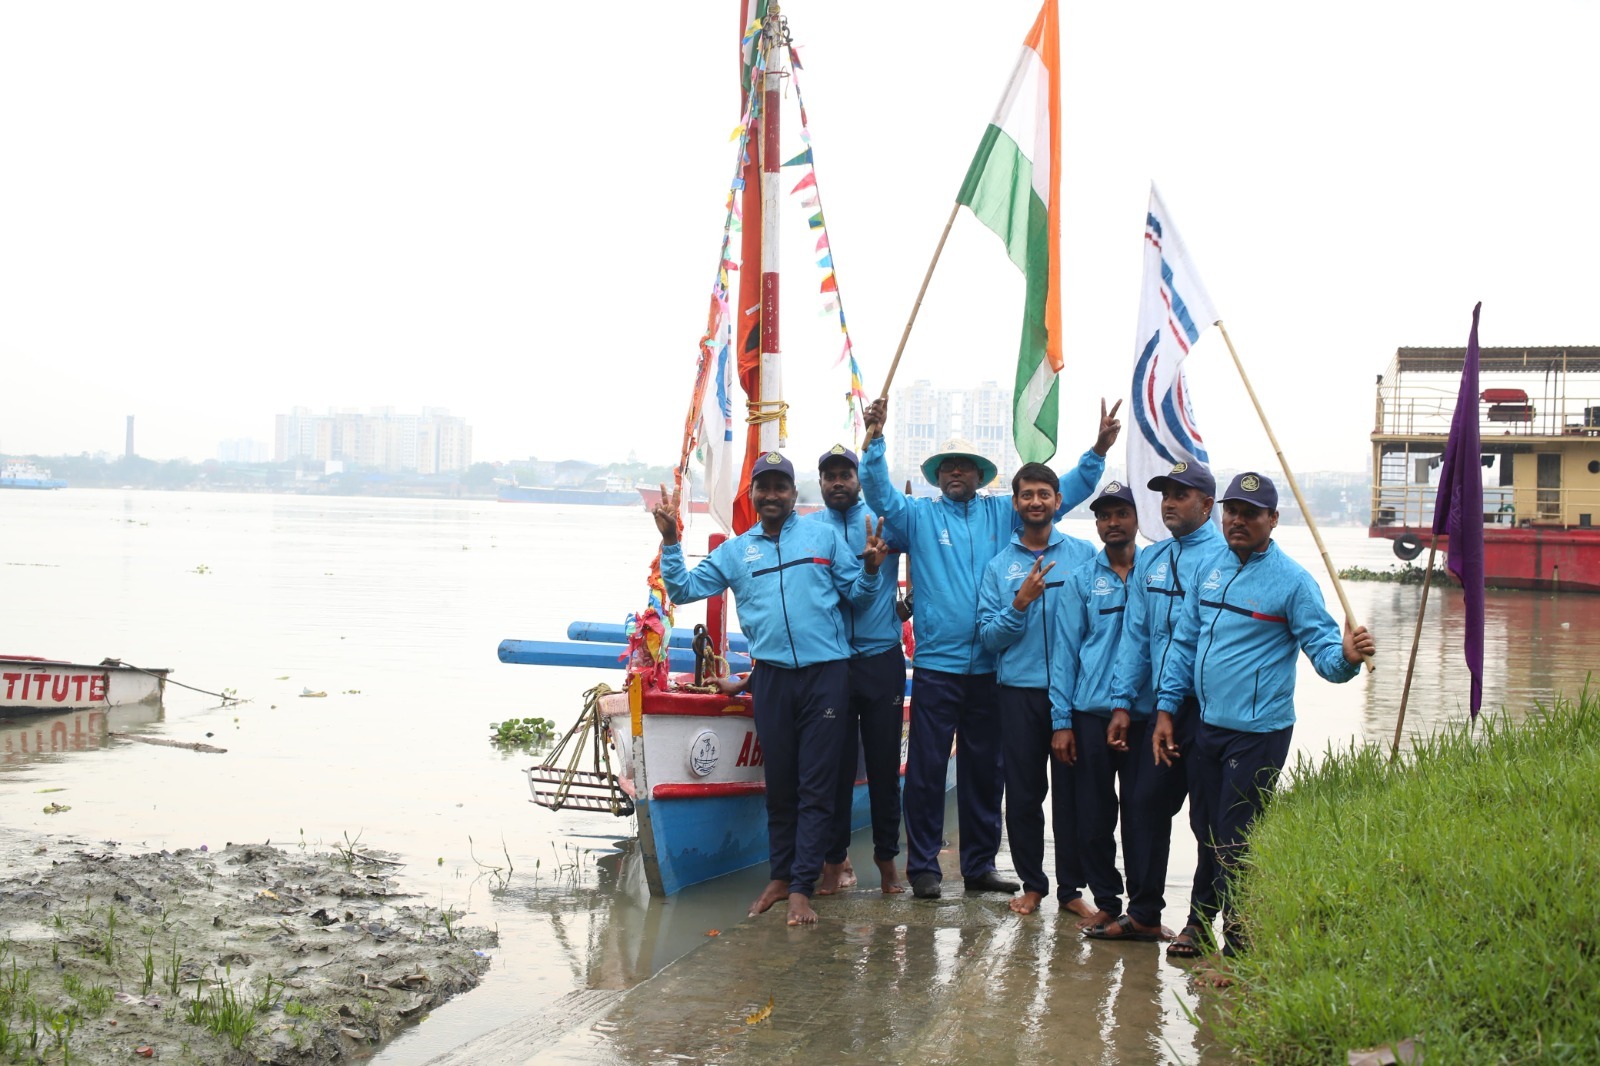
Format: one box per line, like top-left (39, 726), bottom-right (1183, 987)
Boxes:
top-left (2, 1), bottom-right (1597, 475)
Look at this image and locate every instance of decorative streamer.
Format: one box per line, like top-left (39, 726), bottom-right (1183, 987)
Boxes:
top-left (782, 44), bottom-right (868, 439)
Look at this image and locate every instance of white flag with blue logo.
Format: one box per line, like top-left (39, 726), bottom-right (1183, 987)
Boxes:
top-left (1127, 184), bottom-right (1219, 542)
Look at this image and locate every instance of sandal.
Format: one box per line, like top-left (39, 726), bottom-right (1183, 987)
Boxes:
top-left (1166, 923), bottom-right (1204, 959)
top-left (1082, 913), bottom-right (1162, 942)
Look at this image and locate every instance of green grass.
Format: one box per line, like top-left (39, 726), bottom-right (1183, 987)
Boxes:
top-left (1219, 689), bottom-right (1600, 1063)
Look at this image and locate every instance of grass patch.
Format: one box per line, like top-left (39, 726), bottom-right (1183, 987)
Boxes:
top-left (1219, 689), bottom-right (1600, 1063)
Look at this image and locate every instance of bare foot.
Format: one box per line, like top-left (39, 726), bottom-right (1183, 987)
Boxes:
top-left (748, 879), bottom-right (789, 916)
top-left (1063, 897), bottom-right (1099, 925)
top-left (1194, 955), bottom-right (1234, 987)
top-left (785, 892), bottom-right (818, 926)
top-left (874, 857), bottom-right (905, 895)
top-left (1008, 890), bottom-right (1045, 915)
top-left (817, 860), bottom-right (858, 895)
top-left (1075, 908), bottom-right (1115, 931)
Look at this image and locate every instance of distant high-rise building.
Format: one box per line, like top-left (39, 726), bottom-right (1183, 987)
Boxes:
top-left (273, 407), bottom-right (473, 473)
top-left (217, 439), bottom-right (270, 463)
top-left (890, 380), bottom-right (1019, 488)
top-left (125, 416), bottom-right (135, 459)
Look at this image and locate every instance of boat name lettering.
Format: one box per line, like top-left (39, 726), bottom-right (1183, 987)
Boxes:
top-left (2, 672), bottom-right (108, 703)
top-left (734, 731), bottom-right (764, 768)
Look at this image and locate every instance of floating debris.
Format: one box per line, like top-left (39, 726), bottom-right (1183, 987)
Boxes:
top-left (301, 688), bottom-right (328, 698)
top-left (744, 994), bottom-right (774, 1025)
top-left (42, 802), bottom-right (71, 814)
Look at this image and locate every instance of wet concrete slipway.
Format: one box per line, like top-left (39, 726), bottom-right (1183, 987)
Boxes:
top-left (5, 491), bottom-right (1596, 1064)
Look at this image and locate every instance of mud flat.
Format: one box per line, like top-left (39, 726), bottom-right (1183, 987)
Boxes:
top-left (0, 836), bottom-right (495, 1064)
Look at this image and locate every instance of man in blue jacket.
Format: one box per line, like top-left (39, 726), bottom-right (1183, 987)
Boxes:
top-left (1048, 480), bottom-right (1159, 939)
top-left (804, 444), bottom-right (909, 896)
top-left (653, 451), bottom-right (888, 925)
top-left (861, 395), bottom-right (1120, 900)
top-left (1153, 472), bottom-right (1374, 957)
top-left (977, 463), bottom-right (1095, 916)
top-left (1102, 459), bottom-right (1225, 958)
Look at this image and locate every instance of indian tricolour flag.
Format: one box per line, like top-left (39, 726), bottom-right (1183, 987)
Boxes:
top-left (956, 0), bottom-right (1061, 464)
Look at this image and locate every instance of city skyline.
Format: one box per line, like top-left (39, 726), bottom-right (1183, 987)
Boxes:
top-left (3, 3), bottom-right (1596, 481)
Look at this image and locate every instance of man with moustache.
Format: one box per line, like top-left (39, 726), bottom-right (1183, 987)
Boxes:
top-left (805, 443), bottom-right (910, 896)
top-left (1101, 459), bottom-right (1225, 957)
top-left (653, 451), bottom-right (888, 925)
top-left (977, 463), bottom-right (1095, 916)
top-left (1154, 472), bottom-right (1375, 959)
top-left (860, 395), bottom-right (1121, 900)
top-left (1047, 481), bottom-right (1162, 939)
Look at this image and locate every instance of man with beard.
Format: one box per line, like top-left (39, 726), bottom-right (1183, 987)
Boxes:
top-left (977, 463), bottom-right (1094, 916)
top-left (860, 395), bottom-right (1121, 900)
top-left (805, 443), bottom-right (910, 896)
top-left (653, 451), bottom-right (888, 925)
top-left (1052, 481), bottom-right (1164, 940)
top-left (1102, 460), bottom-right (1224, 956)
top-left (1154, 472), bottom-right (1374, 959)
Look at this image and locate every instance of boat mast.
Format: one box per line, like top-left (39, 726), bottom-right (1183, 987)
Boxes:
top-left (758, 8), bottom-right (789, 454)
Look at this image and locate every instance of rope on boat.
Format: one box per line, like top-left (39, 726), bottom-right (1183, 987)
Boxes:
top-left (105, 660), bottom-right (246, 704)
top-left (531, 683), bottom-right (633, 817)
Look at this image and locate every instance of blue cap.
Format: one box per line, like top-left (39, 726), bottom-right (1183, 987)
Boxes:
top-left (752, 451), bottom-right (796, 482)
top-left (817, 444), bottom-right (859, 470)
top-left (1146, 459), bottom-right (1216, 497)
top-left (1220, 471), bottom-right (1278, 510)
top-left (1088, 479), bottom-right (1138, 513)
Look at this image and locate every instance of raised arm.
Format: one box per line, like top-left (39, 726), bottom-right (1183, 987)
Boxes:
top-left (837, 520), bottom-right (885, 609)
top-left (660, 540), bottom-right (733, 606)
top-left (860, 434), bottom-right (912, 530)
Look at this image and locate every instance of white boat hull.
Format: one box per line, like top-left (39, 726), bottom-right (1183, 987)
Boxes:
top-left (0, 658), bottom-right (169, 715)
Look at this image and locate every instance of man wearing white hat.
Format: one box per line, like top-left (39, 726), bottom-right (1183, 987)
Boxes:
top-left (860, 396), bottom-right (1121, 899)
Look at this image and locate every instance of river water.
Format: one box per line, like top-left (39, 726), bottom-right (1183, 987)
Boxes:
top-left (1, 489), bottom-right (1593, 1063)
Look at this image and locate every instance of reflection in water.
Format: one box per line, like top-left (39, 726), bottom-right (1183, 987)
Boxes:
top-left (1358, 584), bottom-right (1600, 746)
top-left (0, 703), bottom-right (163, 766)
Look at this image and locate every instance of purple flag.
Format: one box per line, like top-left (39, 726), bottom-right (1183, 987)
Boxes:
top-left (1431, 302), bottom-right (1486, 715)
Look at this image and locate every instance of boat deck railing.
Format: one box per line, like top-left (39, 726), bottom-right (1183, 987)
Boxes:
top-left (1375, 379), bottom-right (1600, 440)
top-left (1372, 482), bottom-right (1600, 530)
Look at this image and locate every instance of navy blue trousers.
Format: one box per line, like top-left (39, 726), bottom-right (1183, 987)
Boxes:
top-left (903, 668), bottom-right (1003, 882)
top-left (827, 646), bottom-right (907, 864)
top-left (1164, 697), bottom-right (1222, 921)
top-left (1191, 717), bottom-right (1293, 948)
top-left (1073, 712), bottom-right (1144, 916)
top-left (998, 685), bottom-right (1084, 900)
top-left (749, 659), bottom-right (850, 898)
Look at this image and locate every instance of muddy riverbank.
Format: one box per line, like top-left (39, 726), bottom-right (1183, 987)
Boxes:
top-left (0, 835), bottom-right (494, 1065)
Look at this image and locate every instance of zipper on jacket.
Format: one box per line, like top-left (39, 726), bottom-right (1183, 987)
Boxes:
top-left (1197, 557), bottom-right (1248, 710)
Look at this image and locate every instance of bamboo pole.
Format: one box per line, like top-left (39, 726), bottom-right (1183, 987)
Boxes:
top-left (865, 201), bottom-right (963, 439)
top-left (1390, 544), bottom-right (1438, 761)
top-left (1215, 320), bottom-right (1374, 671)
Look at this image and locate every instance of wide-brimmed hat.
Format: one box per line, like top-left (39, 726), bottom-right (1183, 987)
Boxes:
top-left (1220, 471), bottom-right (1278, 510)
top-left (1146, 458), bottom-right (1216, 497)
top-left (920, 438), bottom-right (997, 488)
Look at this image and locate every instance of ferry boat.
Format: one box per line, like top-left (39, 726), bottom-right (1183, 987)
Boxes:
top-left (1, 460), bottom-right (67, 490)
top-left (1370, 345), bottom-right (1600, 591)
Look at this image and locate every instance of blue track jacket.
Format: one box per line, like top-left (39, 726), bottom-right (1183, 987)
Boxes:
top-left (1155, 540), bottom-right (1358, 733)
top-left (1109, 521), bottom-right (1226, 714)
top-left (977, 530), bottom-right (1095, 690)
top-left (860, 434), bottom-right (1103, 674)
top-left (660, 511), bottom-right (881, 669)
top-left (1048, 547), bottom-right (1142, 730)
top-left (802, 499), bottom-right (905, 658)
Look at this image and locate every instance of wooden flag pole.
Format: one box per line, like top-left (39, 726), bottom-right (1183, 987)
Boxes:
top-left (1390, 543), bottom-right (1439, 761)
top-left (1215, 319), bottom-right (1374, 671)
top-left (865, 201), bottom-right (963, 439)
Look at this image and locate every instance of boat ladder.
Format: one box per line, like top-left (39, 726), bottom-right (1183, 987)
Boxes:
top-left (525, 683), bottom-right (635, 817)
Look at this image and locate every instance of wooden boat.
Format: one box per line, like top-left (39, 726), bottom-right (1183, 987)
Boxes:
top-left (1370, 345), bottom-right (1600, 590)
top-left (1, 657), bottom-right (169, 715)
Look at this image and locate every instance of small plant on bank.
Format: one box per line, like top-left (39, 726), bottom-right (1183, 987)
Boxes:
top-left (488, 717), bottom-right (557, 748)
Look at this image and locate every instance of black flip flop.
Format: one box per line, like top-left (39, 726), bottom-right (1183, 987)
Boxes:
top-left (1083, 914), bottom-right (1162, 942)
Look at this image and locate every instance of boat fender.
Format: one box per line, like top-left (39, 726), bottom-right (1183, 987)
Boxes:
top-left (1392, 533), bottom-right (1424, 561)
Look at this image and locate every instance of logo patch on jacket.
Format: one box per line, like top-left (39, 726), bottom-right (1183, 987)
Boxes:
top-left (744, 545), bottom-right (763, 562)
top-left (1006, 560), bottom-right (1029, 580)
top-left (1202, 568), bottom-right (1222, 591)
top-left (938, 529), bottom-right (952, 547)
top-left (1094, 575), bottom-right (1114, 595)
top-left (1148, 562), bottom-right (1169, 585)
